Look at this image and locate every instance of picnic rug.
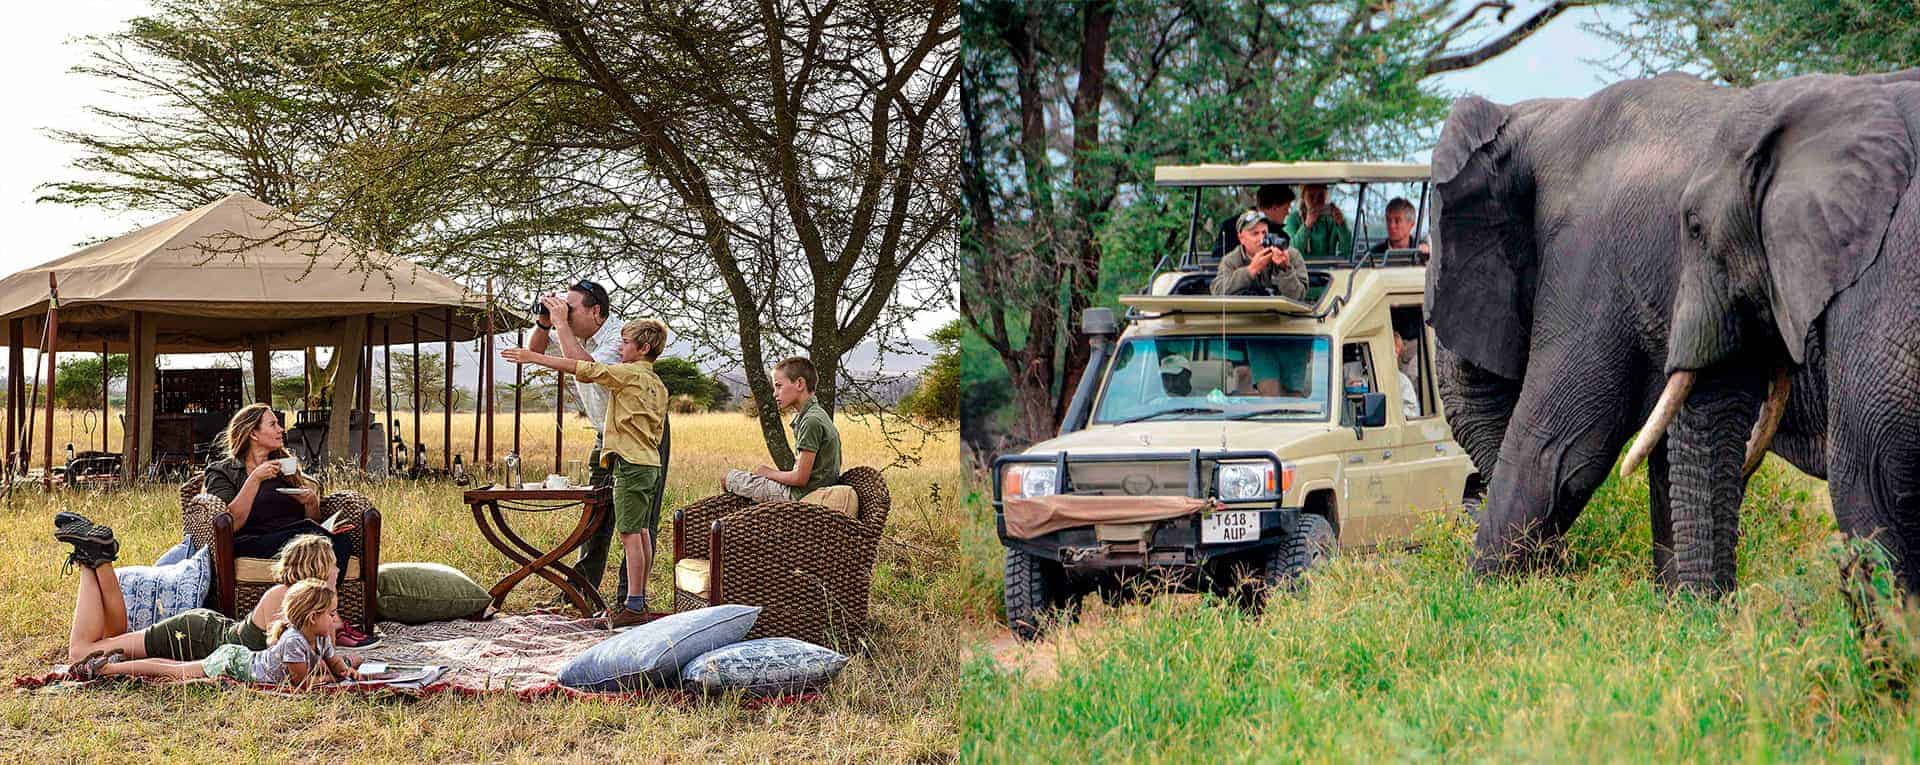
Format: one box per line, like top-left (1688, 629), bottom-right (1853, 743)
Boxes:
top-left (16, 610), bottom-right (819, 705)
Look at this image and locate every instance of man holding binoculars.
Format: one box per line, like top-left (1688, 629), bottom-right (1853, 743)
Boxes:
top-left (527, 280), bottom-right (630, 606)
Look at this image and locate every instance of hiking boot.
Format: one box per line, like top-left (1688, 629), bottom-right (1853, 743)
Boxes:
top-left (53, 512), bottom-right (113, 546)
top-left (605, 606), bottom-right (658, 630)
top-left (54, 516), bottom-right (118, 571)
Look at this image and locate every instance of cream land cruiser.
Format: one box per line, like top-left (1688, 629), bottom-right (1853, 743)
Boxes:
top-left (992, 162), bottom-right (1478, 639)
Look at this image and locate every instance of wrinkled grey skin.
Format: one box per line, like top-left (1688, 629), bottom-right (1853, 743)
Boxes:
top-left (1666, 69), bottom-right (1920, 590)
top-left (1426, 73), bottom-right (1829, 592)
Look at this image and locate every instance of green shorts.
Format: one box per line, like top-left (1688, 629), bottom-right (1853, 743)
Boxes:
top-left (608, 456), bottom-right (663, 535)
top-left (144, 608), bottom-right (248, 661)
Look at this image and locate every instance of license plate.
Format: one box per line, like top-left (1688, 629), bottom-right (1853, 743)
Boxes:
top-left (1201, 510), bottom-right (1258, 544)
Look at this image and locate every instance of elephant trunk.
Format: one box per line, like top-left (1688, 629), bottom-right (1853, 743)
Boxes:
top-left (1620, 370), bottom-right (1695, 476)
top-left (1664, 376), bottom-right (1765, 595)
top-left (1435, 345), bottom-right (1519, 485)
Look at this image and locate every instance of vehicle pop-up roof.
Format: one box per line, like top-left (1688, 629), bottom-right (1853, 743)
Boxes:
top-left (1128, 161), bottom-right (1432, 317)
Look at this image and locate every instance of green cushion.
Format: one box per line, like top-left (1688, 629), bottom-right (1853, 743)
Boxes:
top-left (377, 562), bottom-right (493, 624)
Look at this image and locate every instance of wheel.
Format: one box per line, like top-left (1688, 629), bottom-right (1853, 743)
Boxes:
top-left (1226, 513), bottom-right (1334, 612)
top-left (1005, 547), bottom-right (1079, 641)
top-left (1462, 490), bottom-right (1485, 520)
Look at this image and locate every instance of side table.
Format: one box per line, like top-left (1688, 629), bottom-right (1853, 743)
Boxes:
top-left (462, 484), bottom-right (613, 617)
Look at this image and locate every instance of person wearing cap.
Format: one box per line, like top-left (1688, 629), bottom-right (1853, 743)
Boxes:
top-left (526, 279), bottom-right (631, 605)
top-left (1158, 354), bottom-right (1194, 396)
top-left (1210, 210), bottom-right (1307, 298)
top-left (1211, 184), bottom-right (1298, 259)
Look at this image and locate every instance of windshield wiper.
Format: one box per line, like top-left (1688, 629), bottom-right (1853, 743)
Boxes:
top-left (1118, 406), bottom-right (1224, 424)
top-left (1226, 406), bottom-right (1321, 420)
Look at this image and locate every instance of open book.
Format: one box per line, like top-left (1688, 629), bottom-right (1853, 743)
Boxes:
top-left (343, 663), bottom-right (449, 690)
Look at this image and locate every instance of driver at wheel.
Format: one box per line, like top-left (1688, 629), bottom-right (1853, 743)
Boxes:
top-left (1210, 210), bottom-right (1307, 298)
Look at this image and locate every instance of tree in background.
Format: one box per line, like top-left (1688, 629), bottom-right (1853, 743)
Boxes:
top-left (900, 321), bottom-right (962, 424)
top-left (652, 357), bottom-right (730, 412)
top-left (45, 0), bottom-right (958, 468)
top-left (53, 355), bottom-right (129, 410)
top-left (961, 0), bottom-right (1591, 448)
top-left (1592, 0), bottom-right (1920, 86)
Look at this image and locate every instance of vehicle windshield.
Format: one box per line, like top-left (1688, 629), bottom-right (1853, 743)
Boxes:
top-left (1092, 335), bottom-right (1332, 424)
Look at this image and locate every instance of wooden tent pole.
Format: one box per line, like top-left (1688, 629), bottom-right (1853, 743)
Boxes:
top-left (383, 320), bottom-right (392, 473)
top-left (512, 328), bottom-right (522, 458)
top-left (127, 313), bottom-right (142, 479)
top-left (100, 339), bottom-right (108, 453)
top-left (43, 274), bottom-right (58, 490)
top-left (483, 281), bottom-right (494, 470)
top-left (471, 334), bottom-right (481, 465)
top-left (358, 316), bottom-right (371, 472)
top-left (442, 308), bottom-right (452, 471)
top-left (411, 313), bottom-right (420, 468)
top-left (5, 320), bottom-right (16, 475)
top-left (555, 366), bottom-right (565, 475)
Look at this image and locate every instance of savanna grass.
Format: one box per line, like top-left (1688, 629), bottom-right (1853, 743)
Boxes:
top-left (960, 458), bottom-right (1920, 762)
top-left (0, 410), bottom-right (978, 763)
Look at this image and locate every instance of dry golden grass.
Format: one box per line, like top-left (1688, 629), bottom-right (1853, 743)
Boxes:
top-left (0, 410), bottom-right (977, 763)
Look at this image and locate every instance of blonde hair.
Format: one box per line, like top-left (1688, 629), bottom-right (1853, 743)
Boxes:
top-left (622, 319), bottom-right (668, 361)
top-left (223, 403), bottom-right (316, 488)
top-left (269, 535), bottom-right (336, 585)
top-left (267, 580), bottom-right (336, 646)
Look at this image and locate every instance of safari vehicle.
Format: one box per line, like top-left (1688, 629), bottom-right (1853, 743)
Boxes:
top-left (991, 162), bottom-right (1478, 639)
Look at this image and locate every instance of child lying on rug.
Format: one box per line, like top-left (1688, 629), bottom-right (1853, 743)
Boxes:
top-left (69, 579), bottom-right (364, 688)
top-left (55, 514), bottom-right (337, 665)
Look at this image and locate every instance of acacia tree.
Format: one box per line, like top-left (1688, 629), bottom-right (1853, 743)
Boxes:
top-left (1591, 0), bottom-right (1920, 86)
top-left (960, 0), bottom-right (1590, 447)
top-left (45, 0), bottom-right (958, 465)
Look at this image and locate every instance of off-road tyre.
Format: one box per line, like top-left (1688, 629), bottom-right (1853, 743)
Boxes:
top-left (1005, 547), bottom-right (1079, 641)
top-left (1462, 491), bottom-right (1486, 520)
top-left (1233, 513), bottom-right (1333, 612)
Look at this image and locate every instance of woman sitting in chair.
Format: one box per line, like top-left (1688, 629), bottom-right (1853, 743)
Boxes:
top-left (201, 403), bottom-right (355, 599)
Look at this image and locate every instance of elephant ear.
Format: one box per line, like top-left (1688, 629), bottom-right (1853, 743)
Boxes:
top-left (1426, 95), bottom-right (1537, 380)
top-left (1746, 78), bottom-right (1914, 363)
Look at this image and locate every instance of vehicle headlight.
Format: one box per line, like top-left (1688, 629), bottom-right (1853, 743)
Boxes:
top-left (1218, 462), bottom-right (1290, 500)
top-left (1005, 465), bottom-right (1058, 499)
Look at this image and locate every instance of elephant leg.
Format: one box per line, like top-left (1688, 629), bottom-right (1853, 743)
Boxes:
top-left (1666, 376), bottom-right (1763, 596)
top-left (1825, 345), bottom-right (1920, 591)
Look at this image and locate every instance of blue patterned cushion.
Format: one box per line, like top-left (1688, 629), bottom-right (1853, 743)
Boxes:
top-left (680, 637), bottom-right (849, 696)
top-left (152, 537), bottom-right (195, 566)
top-left (117, 544), bottom-right (212, 631)
top-left (558, 605), bottom-right (760, 692)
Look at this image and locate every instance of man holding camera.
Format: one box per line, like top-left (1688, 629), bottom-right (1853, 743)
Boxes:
top-left (527, 280), bottom-right (630, 604)
top-left (1210, 209), bottom-right (1307, 298)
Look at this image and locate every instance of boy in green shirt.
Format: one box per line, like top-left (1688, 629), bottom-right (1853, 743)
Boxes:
top-left (503, 319), bottom-right (670, 629)
top-left (723, 356), bottom-right (842, 501)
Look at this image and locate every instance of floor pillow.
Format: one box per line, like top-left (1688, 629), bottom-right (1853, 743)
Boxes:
top-left (680, 637), bottom-right (849, 696)
top-left (117, 544), bottom-right (213, 631)
top-left (559, 604), bottom-right (761, 692)
top-left (152, 537), bottom-right (196, 566)
top-left (377, 562), bottom-right (493, 624)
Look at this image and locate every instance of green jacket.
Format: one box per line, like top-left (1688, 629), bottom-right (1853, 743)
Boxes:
top-left (1283, 207), bottom-right (1354, 262)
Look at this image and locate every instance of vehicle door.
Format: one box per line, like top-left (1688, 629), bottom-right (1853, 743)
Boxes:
top-left (1335, 334), bottom-right (1409, 545)
top-left (1387, 300), bottom-right (1467, 516)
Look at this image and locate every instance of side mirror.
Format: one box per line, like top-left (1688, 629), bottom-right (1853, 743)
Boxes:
top-left (1346, 392), bottom-right (1387, 434)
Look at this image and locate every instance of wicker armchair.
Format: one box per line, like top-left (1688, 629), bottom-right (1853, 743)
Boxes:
top-left (671, 466), bottom-right (891, 649)
top-left (179, 474), bottom-right (382, 633)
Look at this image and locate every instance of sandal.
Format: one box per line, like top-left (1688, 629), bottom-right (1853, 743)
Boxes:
top-left (66, 649), bottom-right (123, 681)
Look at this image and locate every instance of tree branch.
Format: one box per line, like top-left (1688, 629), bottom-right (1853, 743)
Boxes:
top-left (1424, 1), bottom-right (1592, 76)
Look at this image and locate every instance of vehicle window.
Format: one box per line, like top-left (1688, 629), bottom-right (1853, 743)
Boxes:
top-left (1389, 305), bottom-right (1434, 418)
top-left (1092, 335), bottom-right (1332, 424)
top-left (1339, 341), bottom-right (1376, 426)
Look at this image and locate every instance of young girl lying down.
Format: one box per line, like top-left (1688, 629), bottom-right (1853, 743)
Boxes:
top-left (70, 579), bottom-right (362, 687)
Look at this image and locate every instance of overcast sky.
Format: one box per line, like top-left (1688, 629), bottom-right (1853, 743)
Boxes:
top-left (0, 2), bottom-right (1632, 371)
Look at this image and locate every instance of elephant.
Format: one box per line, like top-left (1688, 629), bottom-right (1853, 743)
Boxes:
top-left (1627, 69), bottom-right (1920, 591)
top-left (1426, 72), bottom-right (1835, 593)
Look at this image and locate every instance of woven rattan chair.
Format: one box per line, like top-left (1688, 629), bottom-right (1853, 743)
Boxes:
top-left (180, 474), bottom-right (382, 633)
top-left (671, 466), bottom-right (891, 649)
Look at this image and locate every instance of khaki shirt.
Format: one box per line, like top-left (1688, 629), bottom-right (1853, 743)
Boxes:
top-left (573, 360), bottom-right (668, 468)
top-left (789, 399), bottom-right (842, 496)
top-left (1210, 244), bottom-right (1308, 299)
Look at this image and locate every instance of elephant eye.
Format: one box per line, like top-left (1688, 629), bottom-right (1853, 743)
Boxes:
top-left (1685, 212), bottom-right (1703, 239)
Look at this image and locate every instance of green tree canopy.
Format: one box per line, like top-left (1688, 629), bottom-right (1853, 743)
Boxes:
top-left (1593, 0), bottom-right (1920, 86)
top-left (901, 321), bottom-right (963, 423)
top-left (54, 354), bottom-right (128, 410)
top-left (652, 357), bottom-right (730, 411)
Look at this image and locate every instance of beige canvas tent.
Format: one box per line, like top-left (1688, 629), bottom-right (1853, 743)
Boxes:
top-left (0, 193), bottom-right (532, 484)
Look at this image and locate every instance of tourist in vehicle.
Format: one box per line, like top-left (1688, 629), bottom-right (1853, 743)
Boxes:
top-left (1367, 197), bottom-right (1431, 260)
top-left (1392, 332), bottom-right (1419, 417)
top-left (1210, 210), bottom-right (1307, 298)
top-left (1211, 184), bottom-right (1297, 259)
top-left (1283, 183), bottom-right (1354, 262)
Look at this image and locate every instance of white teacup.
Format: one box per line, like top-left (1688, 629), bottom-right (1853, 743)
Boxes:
top-left (276, 456), bottom-right (299, 475)
top-left (544, 474), bottom-right (569, 490)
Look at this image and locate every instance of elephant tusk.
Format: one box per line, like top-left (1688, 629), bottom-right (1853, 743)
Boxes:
top-left (1621, 370), bottom-right (1696, 476)
top-left (1742, 367), bottom-right (1791, 477)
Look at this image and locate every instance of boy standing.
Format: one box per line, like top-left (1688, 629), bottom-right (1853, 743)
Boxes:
top-left (503, 319), bottom-right (670, 629)
top-left (723, 357), bottom-right (842, 501)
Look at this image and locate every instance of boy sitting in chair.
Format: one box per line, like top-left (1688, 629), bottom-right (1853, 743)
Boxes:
top-left (724, 357), bottom-right (842, 502)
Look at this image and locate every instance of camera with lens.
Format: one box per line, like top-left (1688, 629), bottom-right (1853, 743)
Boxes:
top-left (1263, 231), bottom-right (1290, 250)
